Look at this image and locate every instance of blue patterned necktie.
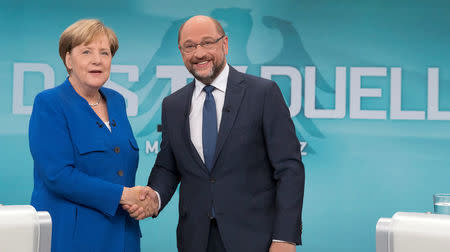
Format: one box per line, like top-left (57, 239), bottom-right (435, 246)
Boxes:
top-left (202, 85), bottom-right (217, 172)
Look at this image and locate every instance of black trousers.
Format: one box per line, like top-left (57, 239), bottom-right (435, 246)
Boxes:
top-left (206, 219), bottom-right (227, 252)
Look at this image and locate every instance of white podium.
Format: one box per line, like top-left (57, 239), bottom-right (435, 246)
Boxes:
top-left (376, 212), bottom-right (450, 252)
top-left (0, 205), bottom-right (52, 252)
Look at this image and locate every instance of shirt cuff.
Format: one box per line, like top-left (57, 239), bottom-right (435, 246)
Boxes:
top-left (154, 190), bottom-right (161, 211)
top-left (272, 239), bottom-right (296, 245)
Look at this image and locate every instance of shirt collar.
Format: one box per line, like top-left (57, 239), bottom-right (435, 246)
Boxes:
top-left (193, 64), bottom-right (229, 99)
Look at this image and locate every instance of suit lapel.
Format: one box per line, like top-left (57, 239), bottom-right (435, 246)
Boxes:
top-left (183, 82), bottom-right (209, 173)
top-left (211, 67), bottom-right (246, 171)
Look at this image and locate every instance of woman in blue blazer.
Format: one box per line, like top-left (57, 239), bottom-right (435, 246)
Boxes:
top-left (29, 19), bottom-right (157, 252)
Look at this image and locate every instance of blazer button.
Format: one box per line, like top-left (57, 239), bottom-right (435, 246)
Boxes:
top-left (209, 178), bottom-right (216, 184)
top-left (117, 170), bottom-right (124, 176)
top-left (114, 147), bottom-right (120, 153)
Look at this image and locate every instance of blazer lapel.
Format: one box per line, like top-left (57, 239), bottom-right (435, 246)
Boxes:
top-left (211, 67), bottom-right (246, 171)
top-left (183, 82), bottom-right (209, 174)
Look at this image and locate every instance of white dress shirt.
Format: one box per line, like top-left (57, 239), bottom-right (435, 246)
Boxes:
top-left (189, 64), bottom-right (229, 162)
top-left (104, 121), bottom-right (111, 132)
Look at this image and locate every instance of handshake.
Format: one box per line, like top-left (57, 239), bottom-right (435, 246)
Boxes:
top-left (120, 186), bottom-right (159, 220)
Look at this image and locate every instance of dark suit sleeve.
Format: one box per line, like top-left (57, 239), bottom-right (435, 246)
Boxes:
top-left (262, 81), bottom-right (305, 245)
top-left (147, 98), bottom-right (181, 211)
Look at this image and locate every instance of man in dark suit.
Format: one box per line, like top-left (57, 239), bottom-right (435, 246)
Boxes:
top-left (146, 15), bottom-right (305, 252)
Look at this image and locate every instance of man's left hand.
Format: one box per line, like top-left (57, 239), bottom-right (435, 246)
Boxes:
top-left (269, 242), bottom-right (296, 252)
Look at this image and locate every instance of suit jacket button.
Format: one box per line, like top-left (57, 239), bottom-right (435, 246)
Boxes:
top-left (117, 170), bottom-right (124, 176)
top-left (114, 147), bottom-right (120, 153)
top-left (209, 178), bottom-right (216, 184)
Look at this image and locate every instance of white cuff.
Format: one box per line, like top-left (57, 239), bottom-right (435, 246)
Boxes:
top-left (272, 239), bottom-right (295, 245)
top-left (154, 190), bottom-right (161, 211)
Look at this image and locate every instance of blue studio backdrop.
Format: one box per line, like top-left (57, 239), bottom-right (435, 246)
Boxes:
top-left (1, 1), bottom-right (449, 251)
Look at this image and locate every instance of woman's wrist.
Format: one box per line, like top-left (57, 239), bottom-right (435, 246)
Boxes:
top-left (120, 187), bottom-right (130, 204)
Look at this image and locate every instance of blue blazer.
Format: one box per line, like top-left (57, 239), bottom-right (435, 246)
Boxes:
top-left (29, 79), bottom-right (140, 252)
top-left (148, 66), bottom-right (305, 252)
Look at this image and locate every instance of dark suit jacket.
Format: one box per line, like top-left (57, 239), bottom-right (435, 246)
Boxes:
top-left (148, 66), bottom-right (305, 252)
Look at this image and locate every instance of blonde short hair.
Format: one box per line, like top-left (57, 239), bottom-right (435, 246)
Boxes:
top-left (59, 19), bottom-right (119, 73)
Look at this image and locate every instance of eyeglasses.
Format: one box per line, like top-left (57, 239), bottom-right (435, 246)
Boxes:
top-left (180, 35), bottom-right (225, 53)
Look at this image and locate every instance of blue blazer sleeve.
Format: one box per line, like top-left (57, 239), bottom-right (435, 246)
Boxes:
top-left (29, 92), bottom-right (124, 216)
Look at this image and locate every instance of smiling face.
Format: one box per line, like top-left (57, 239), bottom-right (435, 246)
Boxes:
top-left (179, 16), bottom-right (228, 84)
top-left (65, 34), bottom-right (112, 93)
